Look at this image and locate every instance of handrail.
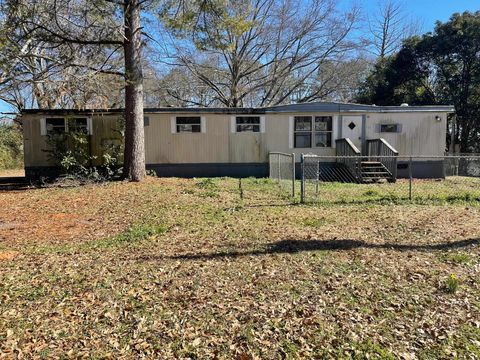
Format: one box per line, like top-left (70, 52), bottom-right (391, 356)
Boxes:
top-left (336, 138), bottom-right (361, 155)
top-left (366, 138), bottom-right (398, 182)
top-left (269, 151), bottom-right (296, 157)
top-left (335, 138), bottom-right (362, 182)
top-left (378, 138), bottom-right (398, 155)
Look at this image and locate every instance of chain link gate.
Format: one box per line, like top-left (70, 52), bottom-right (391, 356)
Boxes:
top-left (269, 152), bottom-right (295, 197)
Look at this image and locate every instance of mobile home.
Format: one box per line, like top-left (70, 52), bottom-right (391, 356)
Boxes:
top-left (20, 102), bottom-right (454, 179)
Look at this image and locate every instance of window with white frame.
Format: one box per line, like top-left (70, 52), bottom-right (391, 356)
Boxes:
top-left (176, 116), bottom-right (201, 133)
top-left (46, 118), bottom-right (66, 135)
top-left (42, 117), bottom-right (92, 136)
top-left (236, 116), bottom-right (260, 132)
top-left (293, 116), bottom-right (332, 148)
top-left (314, 116), bottom-right (332, 147)
top-left (68, 118), bottom-right (89, 134)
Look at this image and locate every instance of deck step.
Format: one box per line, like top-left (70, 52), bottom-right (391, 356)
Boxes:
top-left (335, 159), bottom-right (395, 184)
top-left (361, 161), bottom-right (383, 165)
top-left (362, 178), bottom-right (389, 183)
top-left (360, 161), bottom-right (391, 183)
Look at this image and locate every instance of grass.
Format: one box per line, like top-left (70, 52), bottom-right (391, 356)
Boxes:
top-left (302, 177), bottom-right (480, 205)
top-left (0, 176), bottom-right (479, 358)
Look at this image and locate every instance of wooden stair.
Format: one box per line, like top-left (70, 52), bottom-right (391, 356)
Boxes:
top-left (358, 161), bottom-right (392, 183)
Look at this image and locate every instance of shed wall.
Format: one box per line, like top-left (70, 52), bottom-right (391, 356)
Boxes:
top-left (22, 113), bottom-right (122, 168)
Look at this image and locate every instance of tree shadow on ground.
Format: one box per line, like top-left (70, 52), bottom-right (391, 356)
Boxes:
top-left (161, 238), bottom-right (480, 261)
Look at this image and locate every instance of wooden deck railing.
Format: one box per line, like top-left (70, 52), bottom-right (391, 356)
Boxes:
top-left (335, 138), bottom-right (362, 182)
top-left (366, 138), bottom-right (399, 181)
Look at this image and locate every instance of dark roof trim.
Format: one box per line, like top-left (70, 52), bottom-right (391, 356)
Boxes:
top-left (20, 101), bottom-right (455, 116)
top-left (262, 102), bottom-right (455, 113)
top-left (21, 107), bottom-right (263, 115)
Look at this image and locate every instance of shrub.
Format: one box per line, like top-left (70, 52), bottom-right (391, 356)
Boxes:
top-left (44, 117), bottom-right (123, 182)
top-left (0, 122), bottom-right (23, 170)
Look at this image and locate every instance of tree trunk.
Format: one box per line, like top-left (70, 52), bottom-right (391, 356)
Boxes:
top-left (123, 0), bottom-right (145, 181)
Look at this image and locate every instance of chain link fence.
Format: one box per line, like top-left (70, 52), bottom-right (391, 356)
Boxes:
top-left (269, 152), bottom-right (295, 197)
top-left (300, 154), bottom-right (480, 204)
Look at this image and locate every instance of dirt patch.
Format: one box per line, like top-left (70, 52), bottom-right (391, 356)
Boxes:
top-left (0, 177), bottom-right (185, 247)
top-left (0, 251), bottom-right (18, 260)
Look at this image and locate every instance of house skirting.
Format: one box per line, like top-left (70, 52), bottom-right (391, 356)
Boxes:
top-left (396, 160), bottom-right (445, 179)
top-left (146, 163), bottom-right (269, 178)
top-left (297, 160), bottom-right (445, 180)
top-left (24, 160), bottom-right (444, 180)
top-left (25, 166), bottom-right (63, 180)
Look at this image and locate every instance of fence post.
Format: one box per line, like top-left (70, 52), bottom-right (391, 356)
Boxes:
top-left (300, 154), bottom-right (305, 203)
top-left (291, 153), bottom-right (295, 198)
top-left (268, 153), bottom-right (272, 179)
top-left (409, 156), bottom-right (413, 200)
top-left (277, 153), bottom-right (281, 183)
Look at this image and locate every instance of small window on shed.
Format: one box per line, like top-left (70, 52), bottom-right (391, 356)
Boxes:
top-left (144, 116), bottom-right (150, 127)
top-left (176, 116), bottom-right (201, 133)
top-left (236, 116), bottom-right (260, 132)
top-left (380, 124), bottom-right (399, 133)
top-left (46, 118), bottom-right (66, 135)
top-left (68, 118), bottom-right (88, 134)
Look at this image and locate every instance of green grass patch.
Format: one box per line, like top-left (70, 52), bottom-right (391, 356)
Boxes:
top-left (441, 252), bottom-right (473, 265)
top-left (28, 223), bottom-right (168, 254)
top-left (301, 217), bottom-right (330, 228)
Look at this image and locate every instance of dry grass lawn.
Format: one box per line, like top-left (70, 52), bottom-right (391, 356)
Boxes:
top-left (0, 176), bottom-right (479, 359)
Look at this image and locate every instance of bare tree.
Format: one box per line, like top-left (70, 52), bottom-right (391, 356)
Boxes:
top-left (0, 0), bottom-right (147, 181)
top-left (292, 58), bottom-right (371, 103)
top-left (159, 0), bottom-right (360, 107)
top-left (365, 0), bottom-right (422, 59)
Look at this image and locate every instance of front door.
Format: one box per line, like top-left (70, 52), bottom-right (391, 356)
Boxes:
top-left (341, 116), bottom-right (363, 151)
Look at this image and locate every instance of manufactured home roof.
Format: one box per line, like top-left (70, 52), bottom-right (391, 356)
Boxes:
top-left (21, 101), bottom-right (455, 115)
top-left (262, 102), bottom-right (455, 113)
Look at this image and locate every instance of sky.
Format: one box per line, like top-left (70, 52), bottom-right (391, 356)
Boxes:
top-left (1, 0), bottom-right (479, 115)
top-left (355, 0), bottom-right (479, 32)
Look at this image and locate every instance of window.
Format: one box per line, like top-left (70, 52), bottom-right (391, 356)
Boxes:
top-left (314, 116), bottom-right (332, 147)
top-left (176, 116), bottom-right (201, 133)
top-left (144, 116), bottom-right (150, 127)
top-left (236, 116), bottom-right (260, 132)
top-left (294, 116), bottom-right (332, 148)
top-left (380, 124), bottom-right (399, 133)
top-left (294, 116), bottom-right (312, 148)
top-left (68, 118), bottom-right (88, 134)
top-left (42, 117), bottom-right (92, 136)
top-left (46, 118), bottom-right (66, 135)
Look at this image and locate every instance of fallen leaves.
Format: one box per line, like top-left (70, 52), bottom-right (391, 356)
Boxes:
top-left (0, 177), bottom-right (479, 358)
